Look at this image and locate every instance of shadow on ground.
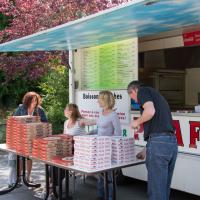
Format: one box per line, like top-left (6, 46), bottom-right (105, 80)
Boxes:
top-left (0, 150), bottom-right (199, 200)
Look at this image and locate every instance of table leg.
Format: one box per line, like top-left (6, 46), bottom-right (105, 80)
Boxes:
top-left (58, 168), bottom-right (63, 200)
top-left (22, 157), bottom-right (41, 188)
top-left (52, 166), bottom-right (58, 198)
top-left (112, 170), bottom-right (116, 200)
top-left (104, 172), bottom-right (109, 200)
top-left (65, 170), bottom-right (70, 199)
top-left (72, 171), bottom-right (75, 194)
top-left (44, 164), bottom-right (50, 200)
top-left (0, 155), bottom-right (20, 195)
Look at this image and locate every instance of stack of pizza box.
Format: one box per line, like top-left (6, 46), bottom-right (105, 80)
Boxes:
top-left (6, 116), bottom-right (52, 156)
top-left (32, 134), bottom-right (73, 162)
top-left (51, 156), bottom-right (74, 166)
top-left (15, 122), bottom-right (52, 155)
top-left (6, 116), bottom-right (40, 149)
top-left (73, 135), bottom-right (112, 171)
top-left (112, 136), bottom-right (135, 165)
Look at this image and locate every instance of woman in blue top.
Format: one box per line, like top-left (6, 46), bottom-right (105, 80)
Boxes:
top-left (8, 91), bottom-right (48, 187)
top-left (14, 92), bottom-right (47, 121)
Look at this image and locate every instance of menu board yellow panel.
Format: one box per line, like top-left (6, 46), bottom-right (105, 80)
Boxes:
top-left (81, 38), bottom-right (138, 90)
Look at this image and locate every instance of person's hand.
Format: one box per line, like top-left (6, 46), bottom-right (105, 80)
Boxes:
top-left (78, 119), bottom-right (85, 127)
top-left (130, 120), bottom-right (140, 131)
top-left (136, 147), bottom-right (146, 160)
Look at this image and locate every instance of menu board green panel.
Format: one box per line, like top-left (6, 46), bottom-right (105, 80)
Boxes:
top-left (81, 38), bottom-right (138, 90)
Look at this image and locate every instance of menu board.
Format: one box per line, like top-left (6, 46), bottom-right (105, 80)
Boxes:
top-left (81, 38), bottom-right (138, 90)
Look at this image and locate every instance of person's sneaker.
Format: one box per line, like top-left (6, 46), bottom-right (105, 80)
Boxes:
top-left (8, 184), bottom-right (14, 188)
top-left (8, 182), bottom-right (22, 188)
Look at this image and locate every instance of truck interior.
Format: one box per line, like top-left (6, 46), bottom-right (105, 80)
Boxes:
top-left (139, 31), bottom-right (200, 110)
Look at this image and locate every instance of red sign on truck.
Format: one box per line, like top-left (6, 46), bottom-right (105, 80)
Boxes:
top-left (183, 30), bottom-right (200, 46)
top-left (133, 115), bottom-right (200, 155)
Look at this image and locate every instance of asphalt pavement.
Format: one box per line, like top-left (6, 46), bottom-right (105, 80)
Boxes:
top-left (0, 150), bottom-right (199, 200)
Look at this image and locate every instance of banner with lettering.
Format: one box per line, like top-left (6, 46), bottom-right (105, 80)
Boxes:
top-left (132, 114), bottom-right (200, 155)
top-left (76, 90), bottom-right (131, 125)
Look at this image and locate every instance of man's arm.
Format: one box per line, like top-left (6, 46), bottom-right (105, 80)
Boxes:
top-left (131, 101), bottom-right (155, 160)
top-left (131, 101), bottom-right (155, 129)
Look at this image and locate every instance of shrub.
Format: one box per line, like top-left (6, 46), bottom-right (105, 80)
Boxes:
top-left (38, 63), bottom-right (69, 133)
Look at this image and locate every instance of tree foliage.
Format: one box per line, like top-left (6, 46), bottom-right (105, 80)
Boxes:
top-left (38, 62), bottom-right (69, 133)
top-left (0, 0), bottom-right (131, 119)
top-left (0, 51), bottom-right (66, 108)
top-left (0, 0), bottom-right (130, 42)
top-left (0, 0), bottom-right (130, 85)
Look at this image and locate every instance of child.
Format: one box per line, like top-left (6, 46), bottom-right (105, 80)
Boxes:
top-left (48, 104), bottom-right (85, 199)
top-left (63, 103), bottom-right (86, 136)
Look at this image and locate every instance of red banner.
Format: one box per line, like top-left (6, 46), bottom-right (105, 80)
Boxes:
top-left (183, 31), bottom-right (200, 46)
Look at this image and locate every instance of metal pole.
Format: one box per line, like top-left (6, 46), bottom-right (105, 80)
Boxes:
top-left (52, 166), bottom-right (58, 198)
top-left (69, 50), bottom-right (75, 103)
top-left (44, 164), bottom-right (50, 200)
top-left (58, 168), bottom-right (63, 200)
top-left (104, 172), bottom-right (109, 200)
top-left (112, 170), bottom-right (116, 200)
top-left (65, 170), bottom-right (70, 199)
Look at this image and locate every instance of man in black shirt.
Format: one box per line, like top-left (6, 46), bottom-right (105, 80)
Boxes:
top-left (127, 81), bottom-right (178, 200)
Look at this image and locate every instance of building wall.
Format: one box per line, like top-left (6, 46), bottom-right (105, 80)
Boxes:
top-left (185, 68), bottom-right (200, 106)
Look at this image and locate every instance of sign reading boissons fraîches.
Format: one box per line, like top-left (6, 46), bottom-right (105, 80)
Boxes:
top-left (77, 90), bottom-right (130, 125)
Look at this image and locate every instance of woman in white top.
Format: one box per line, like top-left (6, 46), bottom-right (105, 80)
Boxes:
top-left (63, 103), bottom-right (86, 136)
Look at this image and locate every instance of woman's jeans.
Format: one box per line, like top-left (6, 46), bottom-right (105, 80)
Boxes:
top-left (97, 172), bottom-right (113, 200)
top-left (146, 133), bottom-right (178, 200)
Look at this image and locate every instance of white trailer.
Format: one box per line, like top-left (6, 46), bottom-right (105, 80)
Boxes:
top-left (0, 0), bottom-right (200, 196)
top-left (71, 41), bottom-right (200, 197)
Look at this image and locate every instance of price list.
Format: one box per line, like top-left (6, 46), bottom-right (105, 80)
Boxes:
top-left (81, 38), bottom-right (138, 90)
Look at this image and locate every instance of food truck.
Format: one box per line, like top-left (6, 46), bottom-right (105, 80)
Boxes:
top-left (0, 0), bottom-right (200, 196)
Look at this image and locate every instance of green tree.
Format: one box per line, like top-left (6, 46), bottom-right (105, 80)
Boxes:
top-left (39, 62), bottom-right (68, 133)
top-left (0, 13), bottom-right (10, 31)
